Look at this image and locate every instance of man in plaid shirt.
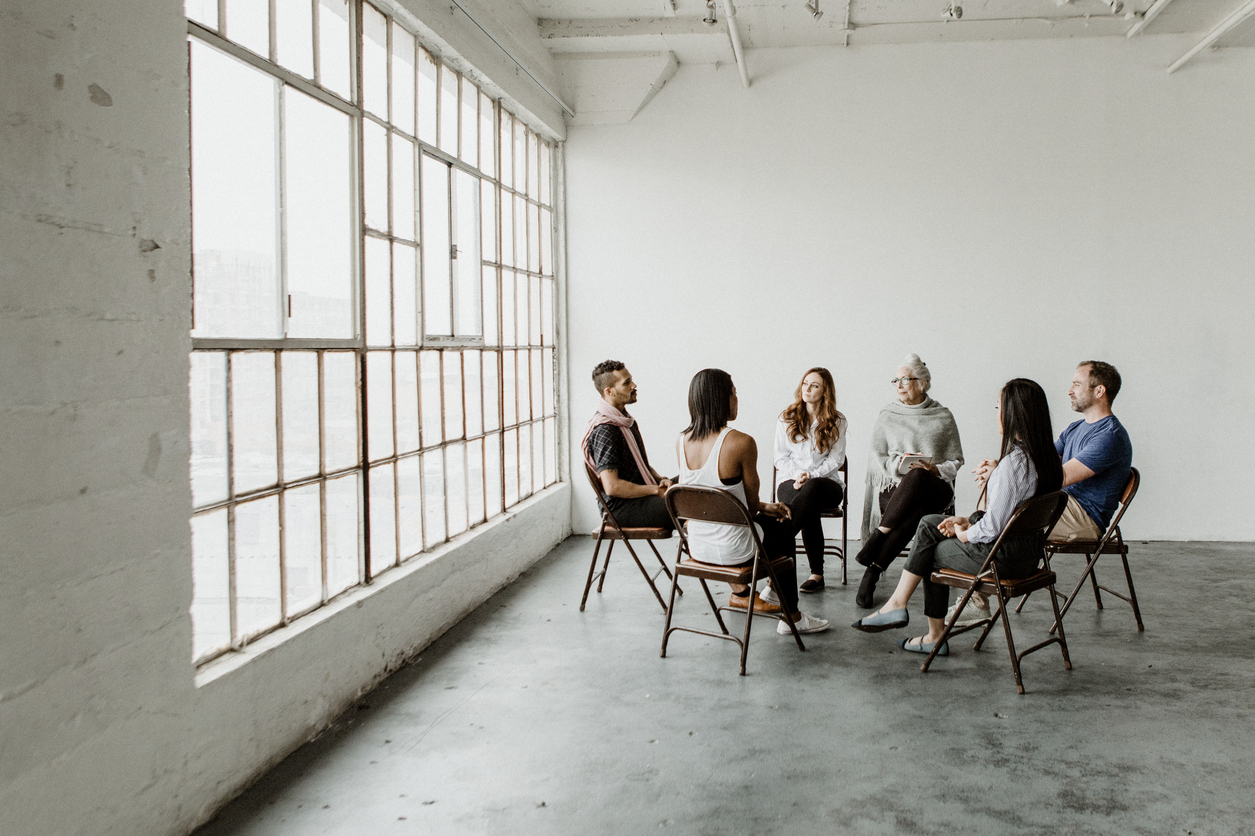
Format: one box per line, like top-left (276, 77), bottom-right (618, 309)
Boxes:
top-left (584, 360), bottom-right (675, 530)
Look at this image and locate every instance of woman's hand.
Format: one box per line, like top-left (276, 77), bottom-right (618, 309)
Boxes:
top-left (909, 461), bottom-right (939, 477)
top-left (972, 458), bottom-right (998, 486)
top-left (938, 515), bottom-right (969, 538)
top-left (794, 471), bottom-right (811, 487)
top-left (760, 502), bottom-right (792, 521)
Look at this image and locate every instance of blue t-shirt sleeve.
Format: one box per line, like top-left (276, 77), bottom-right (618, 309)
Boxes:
top-left (1070, 425), bottom-right (1130, 475)
top-left (1055, 435), bottom-right (1065, 457)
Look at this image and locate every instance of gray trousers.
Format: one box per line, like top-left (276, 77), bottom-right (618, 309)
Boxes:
top-left (903, 513), bottom-right (1044, 619)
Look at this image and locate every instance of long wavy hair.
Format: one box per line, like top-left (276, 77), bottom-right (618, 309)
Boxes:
top-left (781, 367), bottom-right (844, 454)
top-left (684, 368), bottom-right (735, 440)
top-left (999, 378), bottom-right (1063, 496)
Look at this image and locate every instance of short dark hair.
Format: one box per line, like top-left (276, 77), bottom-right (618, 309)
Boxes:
top-left (1080, 361), bottom-right (1122, 403)
top-left (592, 360), bottom-right (625, 394)
top-left (684, 368), bottom-right (735, 440)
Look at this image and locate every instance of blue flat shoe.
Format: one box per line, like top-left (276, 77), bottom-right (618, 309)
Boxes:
top-left (898, 636), bottom-right (949, 656)
top-left (851, 607), bottom-right (908, 633)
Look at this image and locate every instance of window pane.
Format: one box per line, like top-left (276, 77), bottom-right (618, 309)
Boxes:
top-left (369, 463), bottom-right (397, 573)
top-left (284, 484), bottom-right (322, 615)
top-left (439, 63), bottom-right (458, 154)
top-left (191, 509), bottom-right (230, 660)
top-left (417, 48), bottom-right (438, 145)
top-left (393, 241), bottom-right (418, 346)
top-left (391, 22), bottom-right (415, 136)
top-left (443, 352), bottom-right (464, 440)
top-left (482, 350), bottom-right (499, 433)
top-left (447, 442), bottom-right (468, 535)
top-left (391, 134), bottom-right (416, 242)
top-left (235, 495), bottom-right (281, 637)
top-left (530, 348), bottom-right (542, 424)
top-left (231, 352), bottom-right (278, 494)
top-left (500, 269), bottom-right (514, 346)
top-left (479, 92), bottom-right (495, 178)
top-left (514, 194), bottom-right (527, 274)
top-left (544, 416), bottom-right (556, 486)
top-left (484, 432), bottom-right (503, 517)
top-left (284, 89), bottom-right (354, 339)
top-left (422, 448), bottom-right (447, 546)
top-left (499, 188), bottom-right (513, 268)
top-left (542, 347), bottom-right (554, 416)
top-left (460, 76), bottom-right (477, 166)
top-left (515, 271), bottom-right (528, 349)
top-left (517, 343), bottom-right (531, 421)
top-left (513, 120), bottom-right (525, 192)
top-left (276, 0), bottom-right (314, 78)
top-left (539, 207), bottom-right (552, 277)
top-left (529, 274), bottom-right (541, 345)
top-left (366, 351), bottom-right (393, 461)
top-left (397, 454), bottom-right (423, 559)
top-left (225, 0), bottom-right (269, 56)
top-left (482, 266), bottom-right (499, 347)
top-left (190, 351), bottom-right (228, 507)
top-left (281, 351), bottom-right (320, 481)
top-left (481, 179), bottom-right (497, 264)
top-left (323, 351), bottom-right (359, 472)
top-left (421, 155), bottom-right (452, 336)
top-left (186, 0), bottom-right (218, 29)
top-left (540, 277), bottom-right (553, 347)
top-left (420, 349), bottom-right (443, 447)
top-left (467, 438), bottom-right (485, 525)
top-left (464, 349), bottom-right (482, 438)
top-left (190, 42), bottom-right (280, 339)
top-left (325, 472), bottom-right (361, 595)
top-left (527, 131), bottom-right (538, 199)
top-left (503, 427), bottom-right (518, 508)
top-left (540, 141), bottom-right (551, 206)
top-left (501, 349), bottom-right (516, 428)
top-left (363, 118), bottom-right (388, 232)
top-left (364, 235), bottom-right (390, 346)
top-left (531, 420), bottom-right (544, 493)
top-left (499, 111), bottom-right (512, 192)
top-left (528, 202), bottom-right (540, 274)
top-left (362, 3), bottom-right (388, 120)
top-left (518, 422), bottom-right (532, 500)
top-left (453, 170), bottom-right (482, 336)
top-left (318, 0), bottom-right (352, 100)
top-left (395, 350), bottom-right (419, 454)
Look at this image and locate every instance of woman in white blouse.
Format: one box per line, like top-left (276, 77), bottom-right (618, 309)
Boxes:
top-left (773, 367), bottom-right (848, 593)
top-left (850, 378), bottom-right (1063, 657)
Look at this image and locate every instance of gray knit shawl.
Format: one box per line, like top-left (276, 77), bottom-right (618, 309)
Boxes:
top-left (860, 397), bottom-right (965, 540)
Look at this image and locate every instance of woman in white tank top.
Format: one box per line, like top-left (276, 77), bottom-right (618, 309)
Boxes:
top-left (677, 369), bottom-right (830, 635)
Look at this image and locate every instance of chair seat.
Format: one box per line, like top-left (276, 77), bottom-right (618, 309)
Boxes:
top-left (676, 555), bottom-right (794, 583)
top-left (594, 524), bottom-right (672, 540)
top-left (931, 566), bottom-right (1057, 598)
top-left (1047, 538), bottom-right (1128, 556)
top-left (818, 507), bottom-right (843, 519)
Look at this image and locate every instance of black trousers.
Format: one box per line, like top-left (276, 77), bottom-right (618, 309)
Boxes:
top-left (869, 468), bottom-right (954, 571)
top-left (777, 476), bottom-right (844, 576)
top-left (903, 514), bottom-right (1044, 619)
top-left (727, 515), bottom-right (800, 614)
top-left (606, 495), bottom-right (673, 531)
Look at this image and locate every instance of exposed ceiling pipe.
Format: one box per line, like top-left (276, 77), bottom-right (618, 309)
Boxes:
top-left (1126, 0), bottom-right (1175, 37)
top-left (1167, 0), bottom-right (1255, 73)
top-left (721, 0), bottom-right (751, 88)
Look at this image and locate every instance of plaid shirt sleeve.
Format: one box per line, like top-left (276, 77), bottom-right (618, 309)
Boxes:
top-left (586, 425), bottom-right (626, 475)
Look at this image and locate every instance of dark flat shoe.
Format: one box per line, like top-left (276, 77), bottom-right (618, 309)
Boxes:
top-left (898, 636), bottom-right (949, 656)
top-left (799, 576), bottom-right (825, 593)
top-left (851, 607), bottom-right (908, 633)
top-left (855, 566), bottom-right (880, 609)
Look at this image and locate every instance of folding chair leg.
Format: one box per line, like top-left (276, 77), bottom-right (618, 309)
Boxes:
top-left (701, 579), bottom-right (731, 635)
top-left (580, 529), bottom-right (608, 612)
top-left (763, 558), bottom-right (805, 652)
top-left (596, 540), bottom-right (614, 594)
top-left (737, 565), bottom-right (760, 676)
top-left (994, 591), bottom-right (1028, 695)
top-left (1089, 557), bottom-right (1104, 609)
top-left (647, 541), bottom-right (682, 596)
top-left (1120, 553), bottom-right (1145, 631)
top-left (922, 587), bottom-right (975, 672)
top-left (659, 562), bottom-right (684, 658)
top-left (1047, 582), bottom-right (1073, 671)
top-left (621, 540), bottom-right (668, 611)
top-left (1051, 550), bottom-right (1104, 632)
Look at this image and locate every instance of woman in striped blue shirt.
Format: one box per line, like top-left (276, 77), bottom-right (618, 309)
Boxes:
top-left (850, 378), bottom-right (1063, 656)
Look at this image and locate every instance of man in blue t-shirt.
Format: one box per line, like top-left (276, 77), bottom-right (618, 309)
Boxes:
top-left (1049, 361), bottom-right (1133, 542)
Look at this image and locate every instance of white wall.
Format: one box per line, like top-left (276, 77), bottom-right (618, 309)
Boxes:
top-left (0, 2), bottom-right (571, 835)
top-left (565, 36), bottom-right (1255, 541)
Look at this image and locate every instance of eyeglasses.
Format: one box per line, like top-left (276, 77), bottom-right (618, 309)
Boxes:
top-left (891, 377), bottom-right (921, 385)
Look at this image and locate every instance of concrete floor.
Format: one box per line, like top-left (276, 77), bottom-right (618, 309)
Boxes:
top-left (196, 538), bottom-right (1255, 836)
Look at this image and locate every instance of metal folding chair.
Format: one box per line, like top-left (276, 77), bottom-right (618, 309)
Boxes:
top-left (661, 484), bottom-right (805, 675)
top-left (772, 459), bottom-right (848, 584)
top-left (1023, 468), bottom-right (1143, 632)
top-left (580, 464), bottom-right (679, 612)
top-left (921, 491), bottom-right (1072, 695)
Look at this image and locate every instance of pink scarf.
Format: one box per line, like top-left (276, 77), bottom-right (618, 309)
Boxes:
top-left (581, 399), bottom-right (657, 486)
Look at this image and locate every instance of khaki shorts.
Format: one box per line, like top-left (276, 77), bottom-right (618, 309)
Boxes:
top-left (1048, 495), bottom-right (1102, 543)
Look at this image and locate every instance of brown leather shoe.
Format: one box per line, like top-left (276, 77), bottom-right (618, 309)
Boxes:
top-left (727, 591), bottom-right (782, 614)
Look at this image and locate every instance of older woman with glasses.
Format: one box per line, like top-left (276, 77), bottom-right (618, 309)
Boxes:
top-left (854, 354), bottom-right (964, 608)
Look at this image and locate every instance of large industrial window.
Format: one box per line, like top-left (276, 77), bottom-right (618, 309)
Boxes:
top-left (186, 0), bottom-right (560, 665)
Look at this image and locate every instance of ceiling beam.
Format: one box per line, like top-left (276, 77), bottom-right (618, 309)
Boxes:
top-left (721, 0), bottom-right (751, 88)
top-left (538, 17), bottom-right (728, 42)
top-left (1126, 0), bottom-right (1176, 37)
top-left (1167, 0), bottom-right (1255, 73)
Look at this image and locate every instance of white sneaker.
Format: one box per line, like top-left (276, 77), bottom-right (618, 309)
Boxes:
top-left (760, 585), bottom-right (780, 605)
top-left (945, 595), bottom-right (991, 627)
top-left (778, 611), bottom-right (831, 635)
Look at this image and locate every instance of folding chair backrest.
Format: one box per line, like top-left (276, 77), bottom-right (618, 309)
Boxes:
top-left (1105, 467), bottom-right (1140, 537)
top-left (665, 484), bottom-right (755, 529)
top-left (988, 491), bottom-right (1070, 560)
